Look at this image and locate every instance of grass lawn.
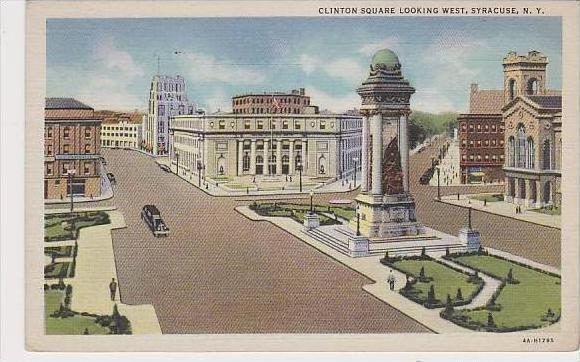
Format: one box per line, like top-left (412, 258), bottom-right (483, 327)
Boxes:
top-left (469, 194), bottom-right (504, 202)
top-left (45, 211), bottom-right (110, 241)
top-left (44, 262), bottom-right (72, 279)
top-left (45, 291), bottom-right (109, 335)
top-left (450, 255), bottom-right (560, 330)
top-left (392, 259), bottom-right (481, 306)
top-left (530, 205), bottom-right (561, 216)
top-left (251, 202), bottom-right (355, 224)
top-left (44, 246), bottom-right (74, 258)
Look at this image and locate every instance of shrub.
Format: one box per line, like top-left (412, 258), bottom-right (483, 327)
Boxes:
top-left (51, 303), bottom-right (74, 318)
top-left (83, 328), bottom-right (89, 335)
top-left (43, 284), bottom-right (49, 291)
top-left (456, 288), bottom-right (463, 301)
top-left (421, 247), bottom-right (426, 257)
top-left (426, 284), bottom-right (436, 305)
top-left (110, 304), bottom-right (132, 335)
top-left (487, 312), bottom-right (496, 328)
top-left (419, 266), bottom-right (425, 278)
top-left (443, 294), bottom-right (454, 316)
top-left (57, 277), bottom-right (66, 290)
top-left (95, 315), bottom-right (113, 327)
top-left (445, 247), bottom-right (450, 257)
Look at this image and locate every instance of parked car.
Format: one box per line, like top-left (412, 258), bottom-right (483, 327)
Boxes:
top-left (141, 205), bottom-right (170, 237)
top-left (159, 164), bottom-right (171, 173)
top-left (107, 172), bottom-right (116, 185)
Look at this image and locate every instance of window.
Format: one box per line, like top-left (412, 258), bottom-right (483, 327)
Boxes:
top-left (516, 124), bottom-right (526, 168)
top-left (295, 122), bottom-right (301, 130)
top-left (271, 120), bottom-right (276, 129)
top-left (85, 127), bottom-right (91, 138)
top-left (46, 164), bottom-right (53, 175)
top-left (508, 79), bottom-right (516, 100)
top-left (63, 144), bottom-right (70, 154)
top-left (158, 105), bottom-right (165, 116)
top-left (462, 155), bottom-right (467, 160)
top-left (84, 162), bottom-right (90, 175)
top-left (84, 144), bottom-right (91, 154)
top-left (282, 121), bottom-right (289, 129)
top-left (257, 121), bottom-right (264, 129)
top-left (462, 140), bottom-right (467, 146)
top-left (63, 127), bottom-right (70, 139)
top-left (543, 140), bottom-right (551, 170)
top-left (320, 121), bottom-right (326, 130)
top-left (47, 145), bottom-right (53, 156)
top-left (242, 153), bottom-right (250, 171)
top-left (527, 79), bottom-right (539, 95)
top-left (508, 136), bottom-right (515, 167)
top-left (244, 121), bottom-right (251, 130)
top-left (46, 127), bottom-right (53, 138)
top-left (219, 121), bottom-right (225, 130)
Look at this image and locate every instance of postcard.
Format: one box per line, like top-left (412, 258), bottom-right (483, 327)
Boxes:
top-left (25, 0), bottom-right (579, 352)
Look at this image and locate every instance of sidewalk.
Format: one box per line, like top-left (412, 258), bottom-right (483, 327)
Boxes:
top-left (236, 205), bottom-right (560, 333)
top-left (439, 194), bottom-right (560, 229)
top-left (61, 210), bottom-right (162, 334)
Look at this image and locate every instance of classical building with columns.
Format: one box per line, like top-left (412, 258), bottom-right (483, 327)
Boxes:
top-left (350, 49), bottom-right (425, 239)
top-left (502, 51), bottom-right (562, 207)
top-left (168, 111), bottom-right (362, 181)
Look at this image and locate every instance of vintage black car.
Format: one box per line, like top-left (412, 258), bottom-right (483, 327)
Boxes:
top-left (141, 205), bottom-right (170, 237)
top-left (106, 172), bottom-right (116, 185)
top-left (159, 164), bottom-right (171, 173)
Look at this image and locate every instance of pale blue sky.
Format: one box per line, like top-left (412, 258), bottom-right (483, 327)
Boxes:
top-left (47, 17), bottom-right (562, 113)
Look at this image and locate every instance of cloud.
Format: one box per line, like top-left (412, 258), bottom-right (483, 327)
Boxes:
top-left (307, 86), bottom-right (360, 113)
top-left (359, 36), bottom-right (401, 56)
top-left (299, 55), bottom-right (366, 84)
top-left (185, 52), bottom-right (266, 85)
top-left (93, 38), bottom-right (144, 78)
top-left (200, 88), bottom-right (231, 113)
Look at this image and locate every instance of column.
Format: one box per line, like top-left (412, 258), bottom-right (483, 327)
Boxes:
top-left (361, 116), bottom-right (369, 193)
top-left (237, 140), bottom-right (244, 176)
top-left (250, 139), bottom-right (256, 175)
top-left (400, 114), bottom-right (410, 193)
top-left (525, 179), bottom-right (533, 207)
top-left (302, 139), bottom-right (308, 173)
top-left (514, 178), bottom-right (522, 204)
top-left (263, 139), bottom-right (270, 175)
top-left (371, 113), bottom-right (383, 195)
top-left (276, 139), bottom-right (282, 175)
top-left (536, 179), bottom-right (544, 207)
top-left (289, 139), bottom-right (295, 174)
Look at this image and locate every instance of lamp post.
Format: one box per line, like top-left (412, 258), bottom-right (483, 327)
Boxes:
top-left (353, 156), bottom-right (359, 188)
top-left (309, 190), bottom-right (314, 214)
top-left (67, 169), bottom-right (76, 213)
top-left (197, 160), bottom-right (203, 187)
top-left (175, 152), bottom-right (180, 176)
top-left (356, 205), bottom-right (361, 236)
top-left (297, 161), bottom-right (303, 193)
top-left (436, 166), bottom-right (441, 200)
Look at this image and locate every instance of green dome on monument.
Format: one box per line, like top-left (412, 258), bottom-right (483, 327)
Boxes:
top-left (371, 49), bottom-right (400, 68)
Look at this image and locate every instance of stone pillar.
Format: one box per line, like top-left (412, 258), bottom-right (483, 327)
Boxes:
top-left (250, 139), bottom-right (256, 175)
top-left (525, 179), bottom-right (533, 207)
top-left (400, 114), bottom-right (410, 193)
top-left (289, 139), bottom-right (295, 174)
top-left (371, 113), bottom-right (383, 195)
top-left (237, 140), bottom-right (244, 176)
top-left (276, 139), bottom-right (282, 175)
top-left (302, 139), bottom-right (308, 172)
top-left (361, 116), bottom-right (369, 193)
top-left (536, 179), bottom-right (544, 207)
top-left (263, 139), bottom-right (270, 175)
top-left (514, 178), bottom-right (522, 204)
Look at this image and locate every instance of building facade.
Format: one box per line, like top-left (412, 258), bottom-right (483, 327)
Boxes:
top-left (458, 84), bottom-right (505, 183)
top-left (97, 110), bottom-right (143, 149)
top-left (168, 112), bottom-right (362, 181)
top-left (44, 98), bottom-right (103, 200)
top-left (143, 75), bottom-right (195, 155)
top-left (502, 51), bottom-right (562, 207)
top-left (232, 89), bottom-right (312, 115)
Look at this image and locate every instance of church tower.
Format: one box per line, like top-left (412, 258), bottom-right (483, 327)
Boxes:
top-left (503, 50), bottom-right (548, 104)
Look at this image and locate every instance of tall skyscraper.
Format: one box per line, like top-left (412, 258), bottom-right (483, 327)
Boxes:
top-left (143, 75), bottom-right (195, 155)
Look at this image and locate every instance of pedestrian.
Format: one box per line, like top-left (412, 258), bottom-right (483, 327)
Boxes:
top-left (246, 187), bottom-right (249, 195)
top-left (484, 199), bottom-right (487, 207)
top-left (285, 175), bottom-right (288, 182)
top-left (457, 193), bottom-right (460, 200)
top-left (289, 176), bottom-right (292, 182)
top-left (109, 278), bottom-right (117, 301)
top-left (387, 270), bottom-right (396, 291)
top-left (252, 177), bottom-right (256, 183)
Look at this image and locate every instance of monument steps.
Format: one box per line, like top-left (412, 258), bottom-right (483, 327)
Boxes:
top-left (303, 228), bottom-right (350, 255)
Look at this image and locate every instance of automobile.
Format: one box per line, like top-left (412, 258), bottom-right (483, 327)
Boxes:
top-left (159, 164), bottom-right (171, 173)
top-left (141, 205), bottom-right (170, 237)
top-left (106, 172), bottom-right (116, 185)
top-left (419, 175), bottom-right (430, 185)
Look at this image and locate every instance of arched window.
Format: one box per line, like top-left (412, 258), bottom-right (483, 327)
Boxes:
top-left (242, 153), bottom-right (250, 171)
top-left (516, 124), bottom-right (526, 168)
top-left (508, 136), bottom-right (515, 167)
top-left (527, 79), bottom-right (539, 95)
top-left (543, 140), bottom-right (551, 170)
top-left (526, 137), bottom-right (535, 169)
top-left (508, 79), bottom-right (516, 100)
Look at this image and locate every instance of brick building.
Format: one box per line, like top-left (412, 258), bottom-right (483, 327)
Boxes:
top-left (458, 84), bottom-right (505, 183)
top-left (44, 98), bottom-right (103, 200)
top-left (232, 88), bottom-right (313, 115)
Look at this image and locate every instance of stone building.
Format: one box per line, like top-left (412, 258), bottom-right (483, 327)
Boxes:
top-left (232, 89), bottom-right (312, 115)
top-left (168, 111), bottom-right (362, 181)
top-left (458, 84), bottom-right (505, 183)
top-left (97, 110), bottom-right (143, 149)
top-left (44, 98), bottom-right (103, 200)
top-left (143, 75), bottom-right (196, 155)
top-left (502, 51), bottom-right (562, 207)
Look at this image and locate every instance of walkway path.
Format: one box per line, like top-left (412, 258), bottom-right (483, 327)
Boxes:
top-left (439, 194), bottom-right (560, 229)
top-left (55, 209), bottom-right (161, 334)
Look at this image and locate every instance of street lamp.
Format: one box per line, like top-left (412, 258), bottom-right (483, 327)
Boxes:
top-left (197, 161), bottom-right (203, 187)
top-left (175, 152), bottom-right (179, 176)
top-left (297, 161), bottom-right (303, 193)
top-left (67, 169), bottom-right (76, 213)
top-left (353, 156), bottom-right (359, 188)
top-left (309, 190), bottom-right (314, 214)
top-left (436, 166), bottom-right (441, 200)
top-left (356, 205), bottom-right (361, 236)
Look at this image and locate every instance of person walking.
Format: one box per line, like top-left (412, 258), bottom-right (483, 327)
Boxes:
top-left (109, 278), bottom-right (117, 301)
top-left (387, 270), bottom-right (396, 291)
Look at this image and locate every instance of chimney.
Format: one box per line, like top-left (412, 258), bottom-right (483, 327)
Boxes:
top-left (300, 88), bottom-right (305, 95)
top-left (470, 83), bottom-right (479, 94)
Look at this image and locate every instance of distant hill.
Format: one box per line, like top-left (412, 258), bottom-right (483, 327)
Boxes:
top-left (409, 110), bottom-right (458, 149)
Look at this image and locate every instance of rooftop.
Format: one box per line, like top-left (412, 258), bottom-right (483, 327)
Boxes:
top-left (469, 89), bottom-right (504, 114)
top-left (46, 97), bottom-right (93, 110)
top-left (371, 49), bottom-right (400, 68)
top-left (528, 95), bottom-right (562, 109)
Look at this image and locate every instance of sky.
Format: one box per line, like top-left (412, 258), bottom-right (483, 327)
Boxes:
top-left (46, 17), bottom-right (562, 114)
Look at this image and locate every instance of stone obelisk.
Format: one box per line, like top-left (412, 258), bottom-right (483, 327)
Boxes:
top-left (350, 49), bottom-right (425, 239)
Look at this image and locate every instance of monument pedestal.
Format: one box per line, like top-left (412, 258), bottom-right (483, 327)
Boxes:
top-left (351, 192), bottom-right (426, 239)
top-left (303, 212), bottom-right (320, 230)
top-left (347, 235), bottom-right (370, 257)
top-left (459, 227), bottom-right (481, 252)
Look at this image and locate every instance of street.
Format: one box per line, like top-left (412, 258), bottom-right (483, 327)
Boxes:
top-left (101, 149), bottom-right (430, 334)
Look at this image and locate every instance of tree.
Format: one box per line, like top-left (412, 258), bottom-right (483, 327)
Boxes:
top-left (487, 312), bottom-right (496, 328)
top-left (419, 266), bottom-right (425, 278)
top-left (507, 268), bottom-right (514, 283)
top-left (443, 294), bottom-right (454, 316)
top-left (456, 287), bottom-right (463, 301)
top-left (427, 284), bottom-right (436, 304)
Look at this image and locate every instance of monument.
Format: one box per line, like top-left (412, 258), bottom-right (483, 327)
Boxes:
top-left (349, 49), bottom-right (426, 240)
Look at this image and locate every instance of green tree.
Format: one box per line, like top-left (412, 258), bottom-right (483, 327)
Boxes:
top-left (456, 287), bottom-right (463, 301)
